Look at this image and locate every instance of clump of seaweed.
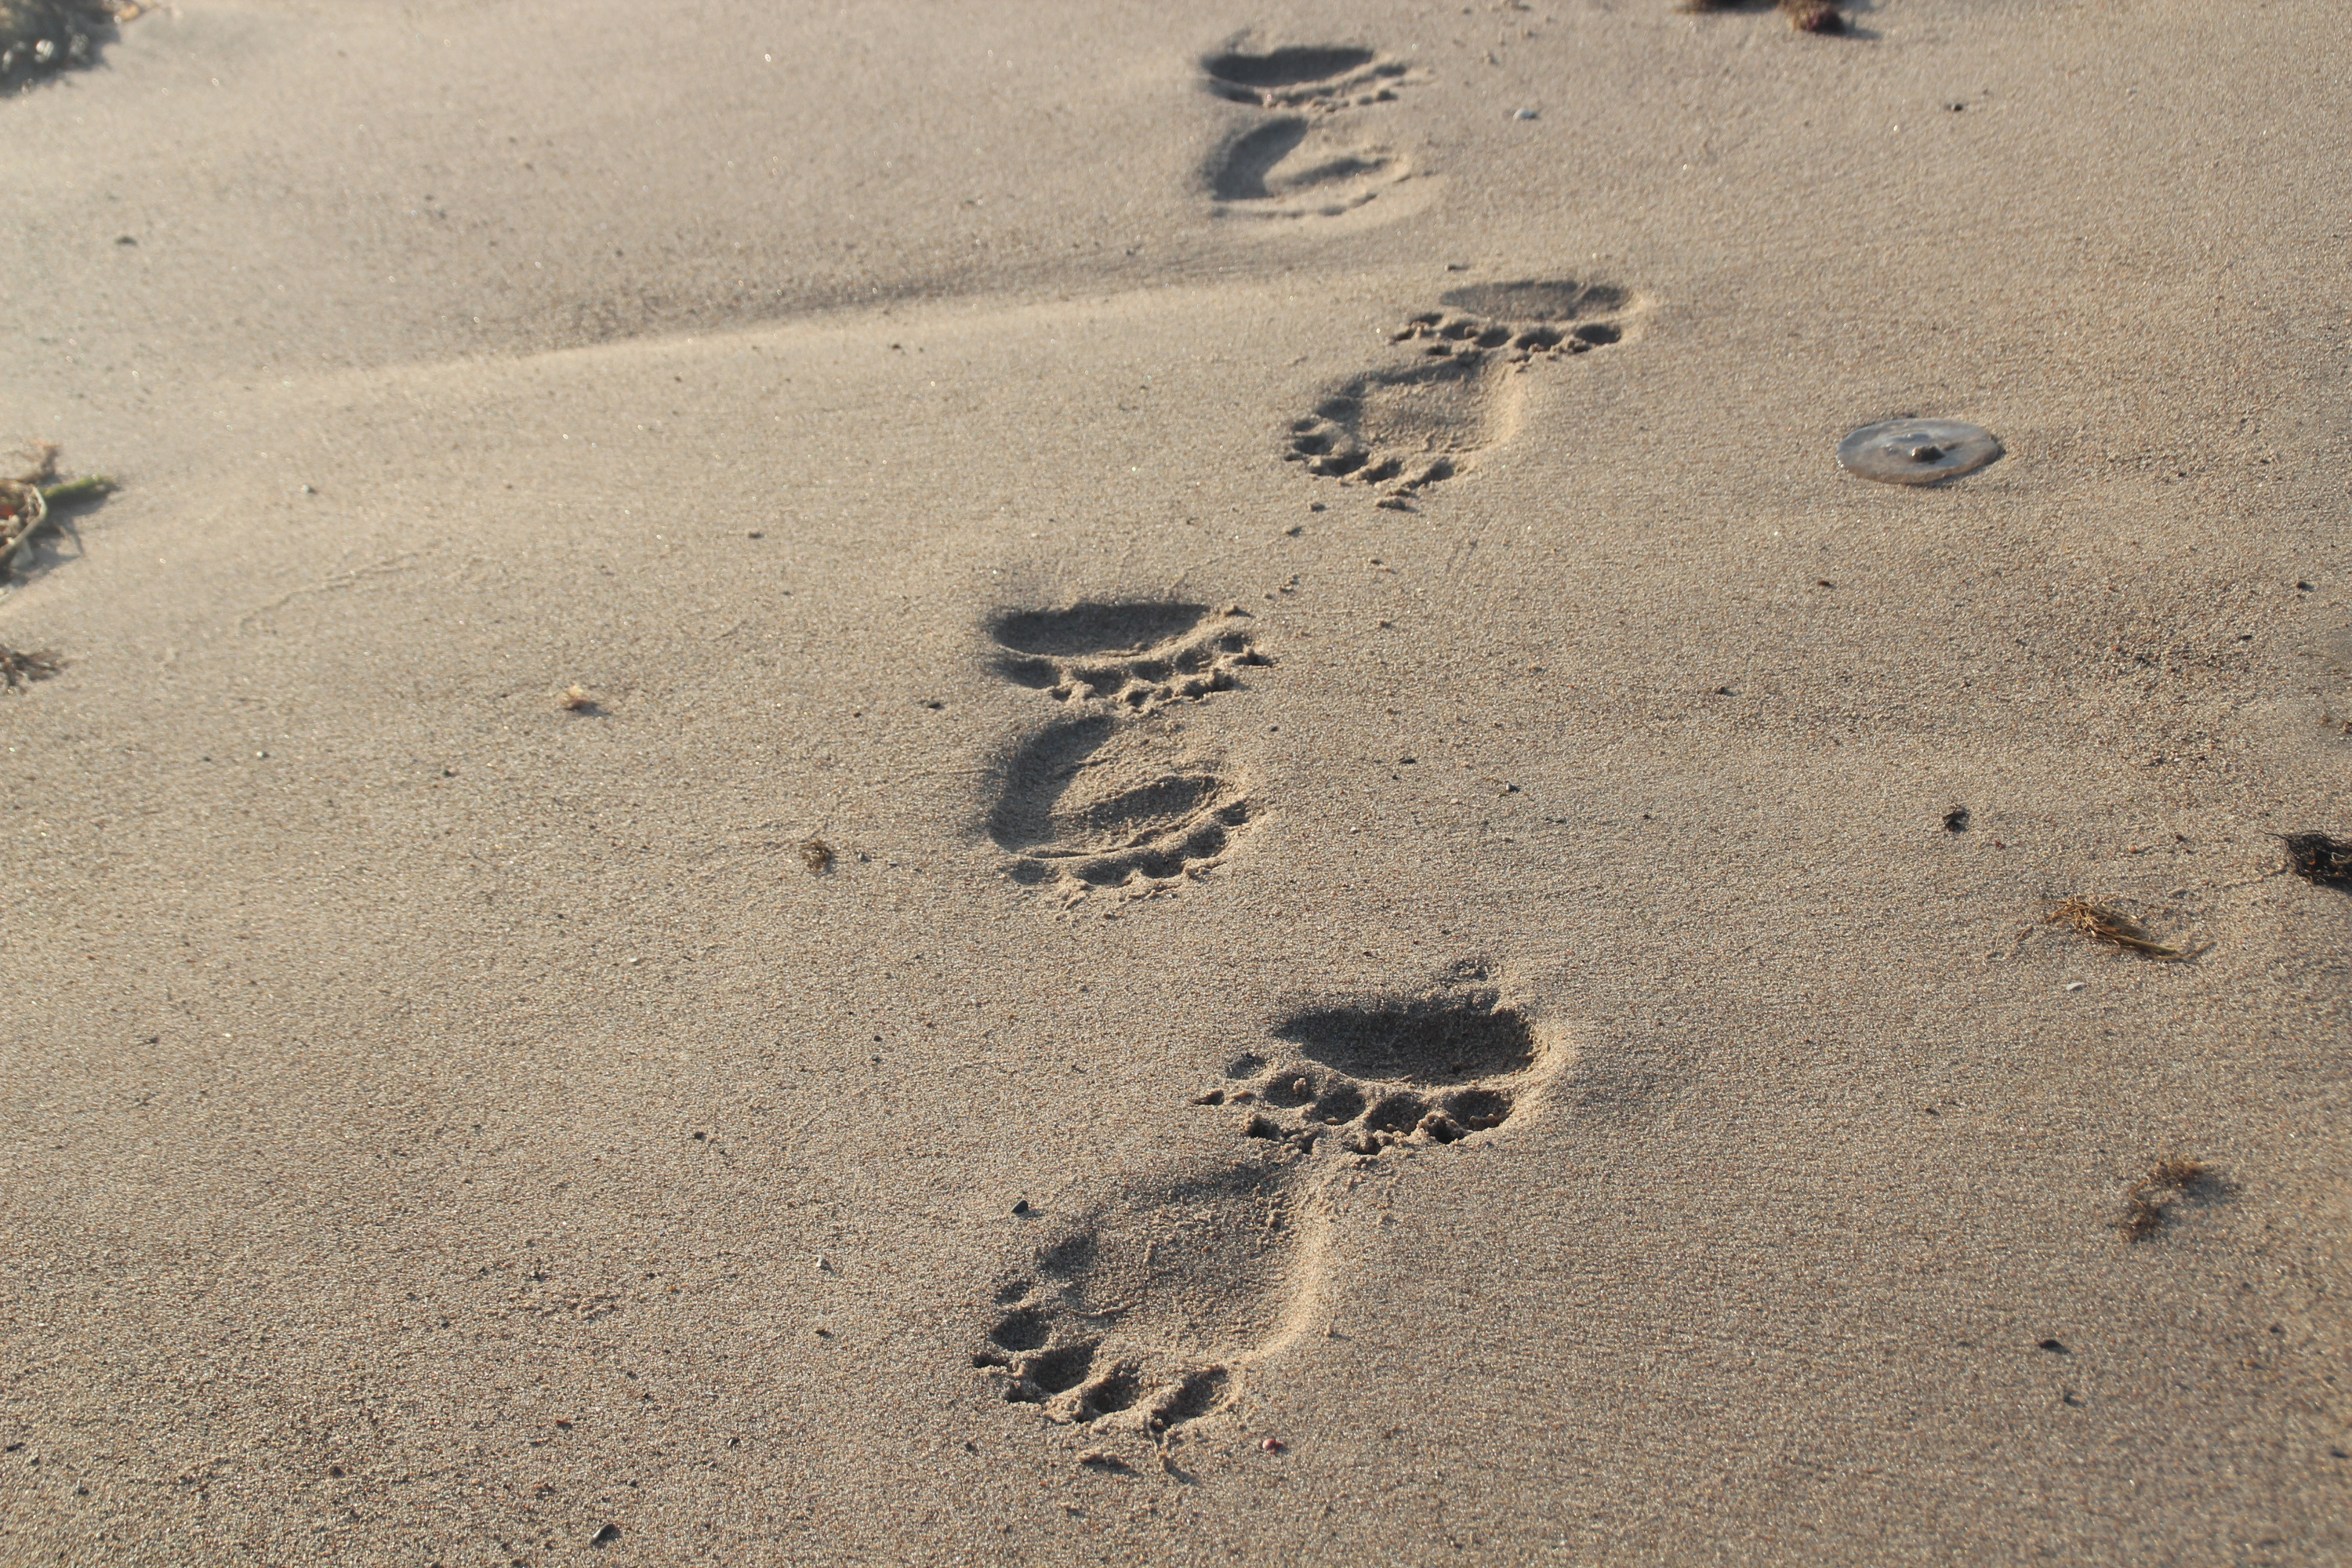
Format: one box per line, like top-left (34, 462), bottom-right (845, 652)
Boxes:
top-left (0, 646), bottom-right (60, 687)
top-left (2276, 833), bottom-right (2352, 889)
top-left (1682, 0), bottom-right (1843, 34)
top-left (1, 441), bottom-right (114, 575)
top-left (2045, 896), bottom-right (2208, 960)
top-left (799, 839), bottom-right (835, 876)
top-left (2118, 1157), bottom-right (2215, 1241)
top-left (0, 1), bottom-right (145, 85)
top-left (0, 448), bottom-right (52, 572)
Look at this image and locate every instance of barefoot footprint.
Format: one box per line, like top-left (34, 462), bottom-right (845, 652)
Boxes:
top-left (1286, 279), bottom-right (1635, 499)
top-left (970, 975), bottom-right (1562, 1438)
top-left (1198, 980), bottom-right (1562, 1158)
top-left (987, 713), bottom-right (1251, 887)
top-left (1199, 44), bottom-right (1417, 111)
top-left (1207, 118), bottom-right (1412, 221)
top-left (989, 601), bottom-right (1265, 713)
top-left (982, 602), bottom-right (1264, 889)
top-left (975, 1157), bottom-right (1326, 1435)
top-left (1201, 42), bottom-right (1423, 223)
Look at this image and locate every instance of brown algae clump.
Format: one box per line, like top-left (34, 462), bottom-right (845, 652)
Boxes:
top-left (2277, 832), bottom-right (2352, 888)
top-left (1838, 418), bottom-right (2002, 485)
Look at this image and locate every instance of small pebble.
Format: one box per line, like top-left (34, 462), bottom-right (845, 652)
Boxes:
top-left (1260, 1437), bottom-right (1285, 1453)
top-left (2064, 981), bottom-right (2087, 992)
top-left (1012, 1200), bottom-right (1030, 1215)
top-left (1512, 107), bottom-right (1538, 120)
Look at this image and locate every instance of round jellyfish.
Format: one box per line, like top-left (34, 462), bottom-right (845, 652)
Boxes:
top-left (1837, 418), bottom-right (2002, 485)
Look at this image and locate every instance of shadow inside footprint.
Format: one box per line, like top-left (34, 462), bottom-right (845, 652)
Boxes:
top-left (1212, 119), bottom-right (1312, 201)
top-left (1203, 45), bottom-right (1377, 93)
top-left (1437, 278), bottom-right (1627, 321)
top-left (987, 601), bottom-right (1265, 713)
top-left (1199, 44), bottom-right (1409, 108)
top-left (1276, 992), bottom-right (1536, 1083)
top-left (992, 603), bottom-right (1213, 659)
top-left (1206, 116), bottom-right (1407, 217)
top-left (1207, 985), bottom-right (1555, 1157)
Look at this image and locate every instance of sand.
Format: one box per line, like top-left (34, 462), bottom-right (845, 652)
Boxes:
top-left (2, 1), bottom-right (2349, 1563)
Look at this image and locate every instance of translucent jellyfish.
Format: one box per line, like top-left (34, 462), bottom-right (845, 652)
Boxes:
top-left (1837, 419), bottom-right (2002, 485)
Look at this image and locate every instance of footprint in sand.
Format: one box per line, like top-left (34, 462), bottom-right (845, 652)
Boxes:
top-left (974, 1159), bottom-right (1323, 1434)
top-left (1285, 279), bottom-right (1635, 499)
top-left (982, 602), bottom-right (1264, 890)
top-left (986, 713), bottom-right (1251, 888)
top-left (989, 601), bottom-right (1265, 713)
top-left (1199, 43), bottom-right (1417, 111)
top-left (971, 974), bottom-right (1562, 1436)
top-left (1200, 978), bottom-right (1562, 1158)
top-left (1201, 42), bottom-right (1422, 223)
top-left (1207, 117), bottom-right (1412, 221)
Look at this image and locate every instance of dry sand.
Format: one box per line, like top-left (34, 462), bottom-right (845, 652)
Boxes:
top-left (3, 1), bottom-right (2350, 1563)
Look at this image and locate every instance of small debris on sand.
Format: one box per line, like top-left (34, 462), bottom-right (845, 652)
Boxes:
top-left (0, 2), bottom-right (145, 85)
top-left (2276, 832), bottom-right (2352, 888)
top-left (2119, 1157), bottom-right (2215, 1240)
top-left (1682, 0), bottom-right (1843, 34)
top-left (559, 684), bottom-right (596, 712)
top-left (2044, 897), bottom-right (2206, 960)
top-left (0, 445), bottom-right (56, 573)
top-left (1, 442), bottom-right (113, 575)
top-left (799, 838), bottom-right (835, 875)
top-left (0, 646), bottom-right (61, 688)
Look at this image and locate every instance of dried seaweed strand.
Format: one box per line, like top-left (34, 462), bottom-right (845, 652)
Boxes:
top-left (2044, 896), bottom-right (2207, 960)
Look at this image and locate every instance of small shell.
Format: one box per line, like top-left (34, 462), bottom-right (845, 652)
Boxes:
top-left (1837, 418), bottom-right (2002, 485)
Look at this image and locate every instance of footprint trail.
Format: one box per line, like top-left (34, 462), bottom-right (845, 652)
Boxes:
top-left (1286, 279), bottom-right (1634, 499)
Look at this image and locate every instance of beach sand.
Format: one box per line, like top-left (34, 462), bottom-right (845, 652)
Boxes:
top-left (2, 2), bottom-right (2349, 1562)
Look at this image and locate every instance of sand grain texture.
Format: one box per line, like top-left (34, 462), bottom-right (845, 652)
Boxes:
top-left (3, 2), bottom-right (2350, 1563)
